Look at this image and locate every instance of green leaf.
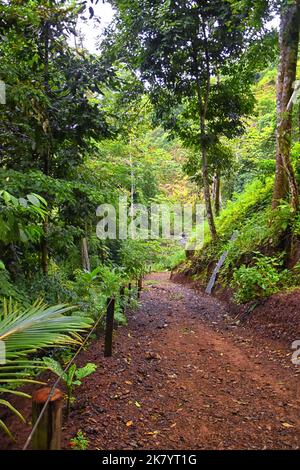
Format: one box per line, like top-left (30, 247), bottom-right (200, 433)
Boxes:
top-left (42, 357), bottom-right (66, 381)
top-left (75, 363), bottom-right (97, 380)
top-left (26, 194), bottom-right (40, 207)
top-left (19, 229), bottom-right (28, 243)
top-left (0, 418), bottom-right (15, 441)
top-left (18, 198), bottom-right (28, 208)
top-left (0, 399), bottom-right (26, 423)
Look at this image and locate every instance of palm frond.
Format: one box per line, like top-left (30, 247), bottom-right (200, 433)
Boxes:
top-left (0, 299), bottom-right (92, 360)
top-left (0, 298), bottom-right (93, 439)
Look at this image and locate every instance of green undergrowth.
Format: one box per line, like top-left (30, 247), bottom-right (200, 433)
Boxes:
top-left (184, 178), bottom-right (300, 303)
top-left (151, 243), bottom-right (186, 272)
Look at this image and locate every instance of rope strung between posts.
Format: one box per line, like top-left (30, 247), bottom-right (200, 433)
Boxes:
top-left (22, 297), bottom-right (115, 451)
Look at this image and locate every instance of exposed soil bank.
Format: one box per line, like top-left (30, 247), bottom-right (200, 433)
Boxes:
top-left (171, 270), bottom-right (300, 347)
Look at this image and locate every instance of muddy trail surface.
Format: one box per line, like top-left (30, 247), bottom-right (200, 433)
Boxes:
top-left (3, 273), bottom-right (300, 450)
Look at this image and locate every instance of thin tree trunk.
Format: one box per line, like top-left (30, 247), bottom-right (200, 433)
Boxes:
top-left (273, 11), bottom-right (287, 205)
top-left (81, 237), bottom-right (91, 272)
top-left (41, 217), bottom-right (49, 276)
top-left (214, 171), bottom-right (221, 217)
top-left (201, 144), bottom-right (217, 240)
top-left (40, 20), bottom-right (52, 275)
top-left (192, 23), bottom-right (217, 241)
top-left (272, 0), bottom-right (300, 211)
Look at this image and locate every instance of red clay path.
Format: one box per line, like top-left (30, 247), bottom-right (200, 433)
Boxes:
top-left (1, 272), bottom-right (300, 450)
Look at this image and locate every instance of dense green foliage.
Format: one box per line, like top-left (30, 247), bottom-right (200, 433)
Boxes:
top-left (0, 0), bottom-right (195, 438)
top-left (1, 0), bottom-right (300, 442)
top-left (180, 52), bottom-right (300, 303)
top-left (186, 176), bottom-right (300, 303)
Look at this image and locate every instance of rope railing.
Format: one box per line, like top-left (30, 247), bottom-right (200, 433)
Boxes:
top-left (22, 296), bottom-right (115, 451)
top-left (22, 278), bottom-right (143, 451)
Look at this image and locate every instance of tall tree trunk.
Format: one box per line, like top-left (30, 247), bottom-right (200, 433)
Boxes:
top-left (192, 25), bottom-right (217, 241)
top-left (201, 144), bottom-right (218, 240)
top-left (272, 0), bottom-right (300, 211)
top-left (213, 170), bottom-right (221, 217)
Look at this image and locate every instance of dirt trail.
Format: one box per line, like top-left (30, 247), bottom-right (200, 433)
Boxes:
top-left (3, 272), bottom-right (300, 450)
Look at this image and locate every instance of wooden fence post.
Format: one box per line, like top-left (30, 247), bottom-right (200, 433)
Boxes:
top-left (31, 387), bottom-right (64, 450)
top-left (138, 278), bottom-right (143, 298)
top-left (104, 297), bottom-right (115, 357)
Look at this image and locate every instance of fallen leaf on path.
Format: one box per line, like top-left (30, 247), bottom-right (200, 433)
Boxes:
top-left (135, 401), bottom-right (142, 408)
top-left (282, 422), bottom-right (294, 428)
top-left (126, 420), bottom-right (133, 427)
top-left (145, 351), bottom-right (161, 360)
top-left (233, 399), bottom-right (248, 406)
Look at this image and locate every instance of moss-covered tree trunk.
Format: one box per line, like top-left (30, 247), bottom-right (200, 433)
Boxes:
top-left (272, 0), bottom-right (300, 211)
top-left (201, 144), bottom-right (217, 240)
top-left (213, 170), bottom-right (221, 217)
